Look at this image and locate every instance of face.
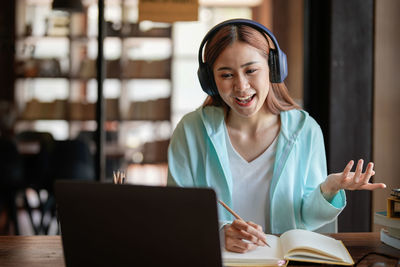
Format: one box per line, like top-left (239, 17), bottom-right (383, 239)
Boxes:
top-left (213, 41), bottom-right (270, 119)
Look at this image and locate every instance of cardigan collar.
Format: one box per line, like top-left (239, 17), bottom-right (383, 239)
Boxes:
top-left (199, 106), bottom-right (308, 144)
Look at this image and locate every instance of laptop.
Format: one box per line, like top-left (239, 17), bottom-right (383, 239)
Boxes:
top-left (54, 180), bottom-right (222, 267)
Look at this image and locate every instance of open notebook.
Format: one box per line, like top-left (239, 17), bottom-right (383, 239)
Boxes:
top-left (223, 229), bottom-right (354, 266)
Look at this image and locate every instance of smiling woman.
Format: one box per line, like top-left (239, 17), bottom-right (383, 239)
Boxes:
top-left (212, 41), bottom-right (279, 164)
top-left (214, 42), bottom-right (270, 112)
top-left (167, 19), bottom-right (386, 254)
top-left (202, 24), bottom-right (299, 115)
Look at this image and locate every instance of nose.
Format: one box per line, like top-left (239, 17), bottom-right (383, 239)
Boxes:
top-left (233, 73), bottom-right (250, 91)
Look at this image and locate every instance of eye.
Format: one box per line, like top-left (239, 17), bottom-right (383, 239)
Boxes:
top-left (220, 73), bottom-right (233, 78)
top-left (246, 68), bottom-right (257, 74)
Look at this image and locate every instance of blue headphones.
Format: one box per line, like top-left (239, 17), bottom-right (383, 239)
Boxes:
top-left (197, 19), bottom-right (288, 96)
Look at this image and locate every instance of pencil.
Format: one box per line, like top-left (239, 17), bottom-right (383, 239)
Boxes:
top-left (218, 200), bottom-right (270, 247)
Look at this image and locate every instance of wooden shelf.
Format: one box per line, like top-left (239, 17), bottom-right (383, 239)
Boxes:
top-left (14, 0), bottom-right (173, 177)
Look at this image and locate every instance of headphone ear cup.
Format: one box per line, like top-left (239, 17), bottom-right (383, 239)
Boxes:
top-left (268, 49), bottom-right (288, 83)
top-left (268, 49), bottom-right (279, 83)
top-left (278, 51), bottom-right (288, 82)
top-left (197, 64), bottom-right (218, 96)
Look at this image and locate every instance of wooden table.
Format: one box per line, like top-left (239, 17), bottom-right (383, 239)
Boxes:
top-left (0, 235), bottom-right (64, 267)
top-left (324, 233), bottom-right (399, 266)
top-left (0, 232), bottom-right (398, 266)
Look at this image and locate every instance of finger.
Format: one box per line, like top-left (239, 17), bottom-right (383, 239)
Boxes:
top-left (228, 243), bottom-right (257, 253)
top-left (227, 245), bottom-right (246, 253)
top-left (225, 227), bottom-right (248, 240)
top-left (225, 230), bottom-right (258, 253)
top-left (231, 221), bottom-right (265, 244)
top-left (231, 219), bottom-right (253, 232)
top-left (246, 221), bottom-right (267, 245)
top-left (353, 159), bottom-right (364, 183)
top-left (360, 162), bottom-right (374, 184)
top-left (247, 221), bottom-right (262, 232)
top-left (224, 224), bottom-right (241, 238)
top-left (359, 183), bottom-right (386, 191)
top-left (342, 160), bottom-right (354, 179)
top-left (234, 240), bottom-right (258, 251)
top-left (240, 223), bottom-right (266, 244)
top-left (235, 228), bottom-right (262, 245)
top-left (225, 223), bottom-right (255, 242)
top-left (231, 219), bottom-right (249, 230)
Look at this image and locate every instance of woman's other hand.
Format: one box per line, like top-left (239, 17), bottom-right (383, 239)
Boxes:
top-left (224, 219), bottom-right (267, 253)
top-left (321, 159), bottom-right (386, 201)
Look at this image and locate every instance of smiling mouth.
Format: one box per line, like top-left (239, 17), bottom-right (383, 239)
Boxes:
top-left (235, 94), bottom-right (255, 104)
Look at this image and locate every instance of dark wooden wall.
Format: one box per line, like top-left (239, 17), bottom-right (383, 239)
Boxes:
top-left (0, 0), bottom-right (15, 102)
top-left (304, 0), bottom-right (374, 232)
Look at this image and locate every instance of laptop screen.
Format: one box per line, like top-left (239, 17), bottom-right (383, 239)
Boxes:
top-left (55, 180), bottom-right (222, 267)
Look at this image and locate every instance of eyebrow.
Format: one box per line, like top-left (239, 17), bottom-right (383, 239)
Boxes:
top-left (216, 61), bottom-right (259, 71)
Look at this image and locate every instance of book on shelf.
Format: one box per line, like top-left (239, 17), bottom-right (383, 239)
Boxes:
top-left (374, 211), bottom-right (400, 250)
top-left (222, 229), bottom-right (354, 266)
top-left (374, 211), bottom-right (400, 230)
top-left (380, 229), bottom-right (400, 250)
top-left (128, 98), bottom-right (170, 121)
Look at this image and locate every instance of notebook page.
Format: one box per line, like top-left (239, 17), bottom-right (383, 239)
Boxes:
top-left (280, 229), bottom-right (347, 261)
top-left (222, 234), bottom-right (284, 265)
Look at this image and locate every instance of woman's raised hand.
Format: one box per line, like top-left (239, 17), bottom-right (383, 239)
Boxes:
top-left (321, 159), bottom-right (386, 201)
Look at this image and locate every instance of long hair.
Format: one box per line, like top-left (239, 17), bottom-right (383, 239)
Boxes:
top-left (202, 24), bottom-right (300, 114)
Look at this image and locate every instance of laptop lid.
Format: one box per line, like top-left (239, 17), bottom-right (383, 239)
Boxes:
top-left (54, 180), bottom-right (222, 267)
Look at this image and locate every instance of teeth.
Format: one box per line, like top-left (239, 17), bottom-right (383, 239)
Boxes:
top-left (236, 95), bottom-right (251, 101)
top-left (236, 95), bottom-right (253, 103)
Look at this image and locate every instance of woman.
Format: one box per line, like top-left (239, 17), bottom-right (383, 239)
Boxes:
top-left (167, 19), bottom-right (385, 253)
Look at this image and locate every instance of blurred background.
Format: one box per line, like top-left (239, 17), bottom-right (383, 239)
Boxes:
top-left (0, 0), bottom-right (398, 236)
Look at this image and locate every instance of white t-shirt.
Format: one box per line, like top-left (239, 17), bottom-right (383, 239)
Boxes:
top-left (225, 127), bottom-right (277, 233)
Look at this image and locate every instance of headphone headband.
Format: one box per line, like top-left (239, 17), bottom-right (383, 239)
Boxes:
top-left (197, 18), bottom-right (288, 96)
top-left (198, 19), bottom-right (282, 65)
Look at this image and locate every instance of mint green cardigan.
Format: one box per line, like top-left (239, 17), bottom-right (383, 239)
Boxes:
top-left (167, 106), bottom-right (346, 234)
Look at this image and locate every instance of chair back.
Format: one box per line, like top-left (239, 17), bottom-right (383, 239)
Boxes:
top-left (50, 139), bottom-right (95, 182)
top-left (0, 137), bottom-right (24, 189)
top-left (15, 131), bottom-right (55, 190)
top-left (0, 137), bottom-right (24, 234)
